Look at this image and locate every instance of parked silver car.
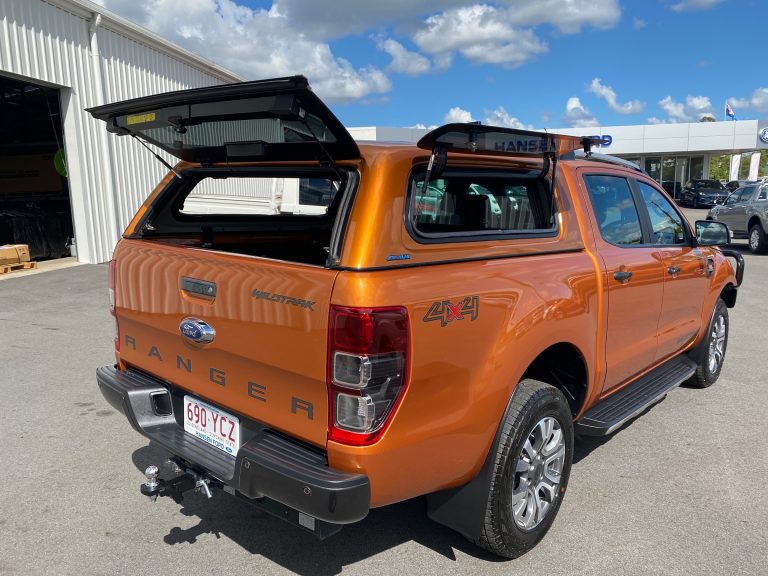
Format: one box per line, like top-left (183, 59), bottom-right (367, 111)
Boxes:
top-left (707, 183), bottom-right (768, 253)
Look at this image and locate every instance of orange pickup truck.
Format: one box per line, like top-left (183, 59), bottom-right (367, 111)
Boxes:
top-left (91, 76), bottom-right (743, 558)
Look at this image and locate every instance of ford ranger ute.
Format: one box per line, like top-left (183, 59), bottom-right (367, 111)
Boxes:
top-left (90, 76), bottom-right (744, 559)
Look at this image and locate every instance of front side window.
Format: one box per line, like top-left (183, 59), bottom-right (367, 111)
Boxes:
top-left (738, 186), bottom-right (756, 203)
top-left (637, 182), bottom-right (686, 245)
top-left (409, 171), bottom-right (554, 238)
top-left (584, 175), bottom-right (643, 245)
top-left (759, 186), bottom-right (768, 201)
top-left (724, 188), bottom-right (747, 205)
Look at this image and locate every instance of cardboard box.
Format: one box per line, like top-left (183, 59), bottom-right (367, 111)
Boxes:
top-left (0, 244), bottom-right (31, 266)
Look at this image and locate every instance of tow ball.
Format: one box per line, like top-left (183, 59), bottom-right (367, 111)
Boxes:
top-left (140, 460), bottom-right (217, 503)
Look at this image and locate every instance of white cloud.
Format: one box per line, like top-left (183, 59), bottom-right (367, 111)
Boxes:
top-left (484, 106), bottom-right (534, 129)
top-left (588, 78), bottom-right (645, 114)
top-left (444, 107), bottom-right (475, 123)
top-left (633, 17), bottom-right (647, 29)
top-left (729, 88), bottom-right (768, 113)
top-left (502, 0), bottom-right (621, 33)
top-left (276, 0), bottom-right (620, 40)
top-left (669, 0), bottom-right (723, 12)
top-left (564, 97), bottom-right (599, 127)
top-left (413, 5), bottom-right (547, 68)
top-left (657, 95), bottom-right (714, 122)
top-left (99, 0), bottom-right (390, 102)
top-left (647, 117), bottom-right (664, 125)
top-left (97, 0), bottom-right (623, 101)
top-left (378, 39), bottom-right (431, 76)
top-left (410, 0), bottom-right (619, 68)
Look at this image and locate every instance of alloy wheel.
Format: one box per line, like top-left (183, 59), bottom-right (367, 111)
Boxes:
top-left (708, 314), bottom-right (727, 374)
top-left (509, 416), bottom-right (565, 530)
top-left (750, 229), bottom-right (760, 251)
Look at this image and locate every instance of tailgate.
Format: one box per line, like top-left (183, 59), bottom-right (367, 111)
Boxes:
top-left (114, 239), bottom-right (336, 448)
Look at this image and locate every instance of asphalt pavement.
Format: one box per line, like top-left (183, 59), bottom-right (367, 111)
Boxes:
top-left (1, 212), bottom-right (766, 575)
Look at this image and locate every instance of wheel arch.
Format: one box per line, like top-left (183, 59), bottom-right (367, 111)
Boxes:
top-left (521, 342), bottom-right (589, 418)
top-left (720, 282), bottom-right (738, 308)
top-left (427, 342), bottom-right (588, 541)
top-left (748, 215), bottom-right (762, 231)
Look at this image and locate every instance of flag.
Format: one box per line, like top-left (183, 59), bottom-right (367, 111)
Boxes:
top-left (725, 102), bottom-right (736, 120)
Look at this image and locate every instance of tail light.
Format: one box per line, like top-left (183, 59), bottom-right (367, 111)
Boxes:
top-left (108, 259), bottom-right (119, 352)
top-left (327, 306), bottom-right (410, 445)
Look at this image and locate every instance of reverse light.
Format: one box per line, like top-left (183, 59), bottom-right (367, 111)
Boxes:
top-left (327, 306), bottom-right (410, 445)
top-left (108, 259), bottom-right (120, 352)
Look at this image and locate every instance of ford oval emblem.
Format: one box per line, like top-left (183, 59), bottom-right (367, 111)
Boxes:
top-left (179, 317), bottom-right (215, 344)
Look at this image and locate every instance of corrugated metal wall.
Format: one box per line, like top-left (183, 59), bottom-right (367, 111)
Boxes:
top-left (0, 0), bottom-right (242, 263)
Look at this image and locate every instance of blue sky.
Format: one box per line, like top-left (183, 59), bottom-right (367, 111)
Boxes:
top-left (97, 0), bottom-right (768, 130)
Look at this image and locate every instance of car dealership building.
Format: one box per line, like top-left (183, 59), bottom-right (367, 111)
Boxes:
top-left (351, 119), bottom-right (768, 198)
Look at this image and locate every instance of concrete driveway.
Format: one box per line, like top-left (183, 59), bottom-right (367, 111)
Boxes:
top-left (0, 234), bottom-right (766, 575)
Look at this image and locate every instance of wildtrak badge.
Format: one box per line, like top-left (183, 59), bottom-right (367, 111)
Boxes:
top-left (252, 289), bottom-right (316, 311)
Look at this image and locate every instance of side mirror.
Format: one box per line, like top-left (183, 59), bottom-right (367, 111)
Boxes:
top-left (695, 220), bottom-right (730, 246)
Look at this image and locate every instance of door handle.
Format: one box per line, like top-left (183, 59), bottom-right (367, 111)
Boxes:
top-left (667, 266), bottom-right (681, 276)
top-left (613, 270), bottom-right (633, 283)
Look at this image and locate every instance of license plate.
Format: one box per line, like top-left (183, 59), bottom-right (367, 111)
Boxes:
top-left (183, 396), bottom-right (240, 456)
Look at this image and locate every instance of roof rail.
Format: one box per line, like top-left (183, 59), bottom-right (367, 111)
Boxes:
top-left (569, 150), bottom-right (648, 175)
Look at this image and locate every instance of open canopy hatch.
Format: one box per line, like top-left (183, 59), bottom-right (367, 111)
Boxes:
top-left (416, 123), bottom-right (603, 158)
top-left (87, 76), bottom-right (359, 163)
top-left (416, 123), bottom-right (606, 198)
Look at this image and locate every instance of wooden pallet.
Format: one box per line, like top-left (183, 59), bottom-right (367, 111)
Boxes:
top-left (0, 261), bottom-right (38, 275)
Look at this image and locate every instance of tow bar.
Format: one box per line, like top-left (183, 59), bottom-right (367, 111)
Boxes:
top-left (140, 459), bottom-right (218, 503)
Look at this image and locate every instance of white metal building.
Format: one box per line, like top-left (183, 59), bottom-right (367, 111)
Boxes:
top-left (0, 0), bottom-right (242, 263)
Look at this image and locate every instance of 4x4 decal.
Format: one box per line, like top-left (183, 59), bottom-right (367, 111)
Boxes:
top-left (423, 296), bottom-right (479, 327)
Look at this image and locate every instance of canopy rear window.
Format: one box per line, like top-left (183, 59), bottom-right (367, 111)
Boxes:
top-left (87, 76), bottom-right (359, 163)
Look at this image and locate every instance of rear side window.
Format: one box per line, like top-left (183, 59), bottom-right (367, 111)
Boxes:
top-left (584, 175), bottom-right (642, 245)
top-left (409, 171), bottom-right (554, 238)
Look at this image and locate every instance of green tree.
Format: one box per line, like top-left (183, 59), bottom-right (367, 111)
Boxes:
top-left (709, 155), bottom-right (730, 181)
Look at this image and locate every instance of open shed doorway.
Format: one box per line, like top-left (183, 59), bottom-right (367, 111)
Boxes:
top-left (0, 75), bottom-right (73, 261)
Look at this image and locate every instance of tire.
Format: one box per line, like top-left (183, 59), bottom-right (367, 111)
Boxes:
top-left (748, 224), bottom-right (768, 254)
top-left (689, 299), bottom-right (728, 388)
top-left (475, 379), bottom-right (574, 558)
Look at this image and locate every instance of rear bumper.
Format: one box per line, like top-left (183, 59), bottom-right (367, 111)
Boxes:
top-left (96, 365), bottom-right (370, 524)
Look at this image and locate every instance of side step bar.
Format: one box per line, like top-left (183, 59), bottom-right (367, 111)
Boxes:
top-left (575, 356), bottom-right (697, 436)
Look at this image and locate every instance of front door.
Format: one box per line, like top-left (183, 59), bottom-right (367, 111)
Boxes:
top-left (718, 186), bottom-right (754, 235)
top-left (634, 181), bottom-right (711, 360)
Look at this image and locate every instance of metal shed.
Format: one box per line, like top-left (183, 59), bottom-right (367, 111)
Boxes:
top-left (0, 0), bottom-right (242, 263)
